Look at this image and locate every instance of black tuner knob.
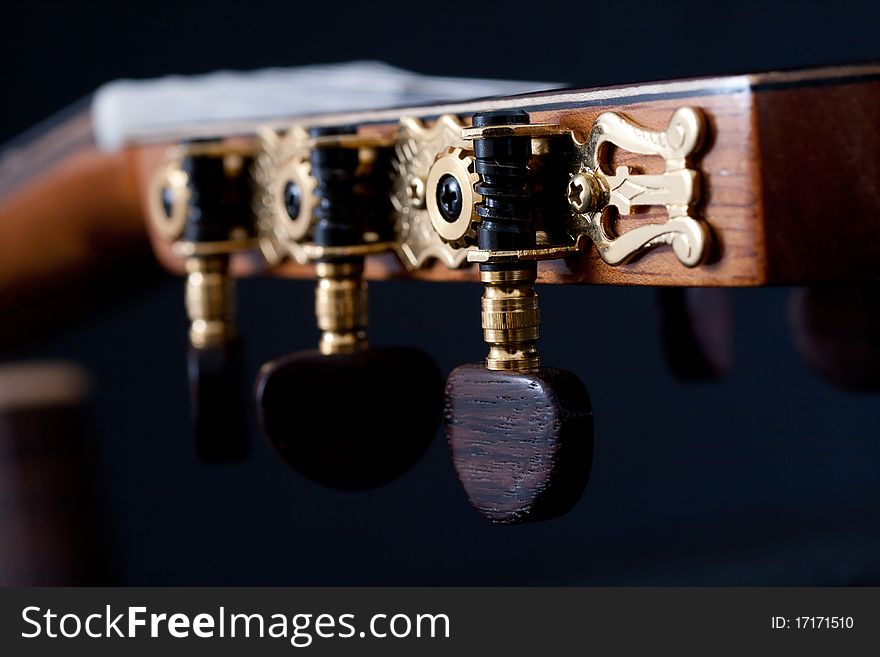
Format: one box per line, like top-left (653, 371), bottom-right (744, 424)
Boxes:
top-left (444, 110), bottom-right (595, 524)
top-left (255, 126), bottom-right (443, 488)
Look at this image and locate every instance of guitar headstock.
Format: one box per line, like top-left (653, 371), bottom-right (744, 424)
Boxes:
top-left (126, 61), bottom-right (880, 521)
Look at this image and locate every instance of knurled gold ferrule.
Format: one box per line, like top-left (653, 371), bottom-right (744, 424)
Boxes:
top-left (480, 268), bottom-right (540, 371)
top-left (185, 256), bottom-right (235, 348)
top-left (315, 260), bottom-right (368, 355)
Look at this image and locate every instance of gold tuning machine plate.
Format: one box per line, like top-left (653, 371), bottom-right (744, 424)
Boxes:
top-left (254, 126), bottom-right (396, 266)
top-left (391, 115), bottom-right (478, 269)
top-left (463, 107), bottom-right (708, 268)
top-left (253, 126), bottom-right (318, 265)
top-left (250, 106), bottom-right (709, 274)
top-left (568, 107), bottom-right (707, 267)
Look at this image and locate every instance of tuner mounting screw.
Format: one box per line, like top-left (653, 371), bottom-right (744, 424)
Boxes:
top-left (161, 186), bottom-right (174, 218)
top-left (283, 180), bottom-right (302, 220)
top-left (425, 147), bottom-right (480, 247)
top-left (566, 171), bottom-right (603, 214)
top-left (437, 174), bottom-right (463, 222)
top-left (406, 175), bottom-right (426, 209)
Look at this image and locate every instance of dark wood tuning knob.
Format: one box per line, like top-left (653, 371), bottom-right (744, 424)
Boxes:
top-left (188, 338), bottom-right (248, 462)
top-left (445, 364), bottom-right (594, 524)
top-left (255, 346), bottom-right (442, 490)
top-left (659, 288), bottom-right (733, 380)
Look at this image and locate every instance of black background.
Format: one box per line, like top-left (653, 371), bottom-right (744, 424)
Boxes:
top-left (1, 0), bottom-right (879, 584)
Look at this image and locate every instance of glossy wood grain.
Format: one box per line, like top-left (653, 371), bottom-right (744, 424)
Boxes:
top-left (445, 364), bottom-right (594, 524)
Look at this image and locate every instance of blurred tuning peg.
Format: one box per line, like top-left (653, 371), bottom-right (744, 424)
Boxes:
top-left (254, 126), bottom-right (442, 489)
top-left (789, 285), bottom-right (880, 391)
top-left (148, 141), bottom-right (256, 462)
top-left (186, 327), bottom-right (246, 462)
top-left (257, 347), bottom-right (441, 490)
top-left (658, 288), bottom-right (733, 380)
top-left (442, 111), bottom-right (594, 524)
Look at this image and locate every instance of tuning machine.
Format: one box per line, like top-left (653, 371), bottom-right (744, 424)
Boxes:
top-left (457, 106), bottom-right (708, 268)
top-left (147, 140), bottom-right (258, 462)
top-left (427, 111), bottom-right (594, 524)
top-left (253, 125), bottom-right (443, 489)
top-left (386, 105), bottom-right (709, 522)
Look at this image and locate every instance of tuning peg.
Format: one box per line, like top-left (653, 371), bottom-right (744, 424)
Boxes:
top-left (255, 126), bottom-right (442, 489)
top-left (148, 141), bottom-right (256, 462)
top-left (789, 285), bottom-right (880, 391)
top-left (187, 333), bottom-right (246, 462)
top-left (442, 110), bottom-right (594, 524)
top-left (658, 288), bottom-right (733, 380)
top-left (257, 347), bottom-right (441, 489)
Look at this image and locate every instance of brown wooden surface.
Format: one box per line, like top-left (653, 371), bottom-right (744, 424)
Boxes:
top-left (0, 363), bottom-right (109, 585)
top-left (0, 143), bottom-right (150, 304)
top-left (0, 109), bottom-right (160, 347)
top-left (756, 78), bottom-right (880, 283)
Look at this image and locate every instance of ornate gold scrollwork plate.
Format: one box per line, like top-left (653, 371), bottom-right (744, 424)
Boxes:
top-left (570, 107), bottom-right (707, 267)
top-left (391, 115), bottom-right (476, 269)
top-left (252, 126), bottom-right (316, 265)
